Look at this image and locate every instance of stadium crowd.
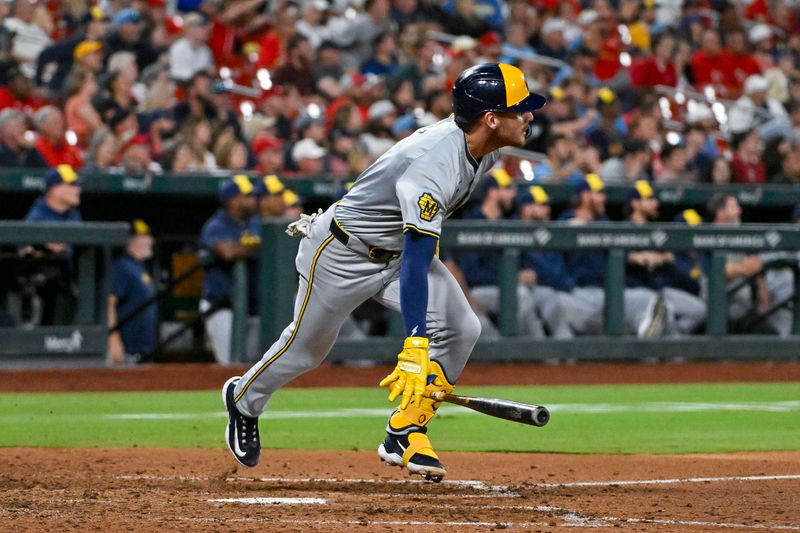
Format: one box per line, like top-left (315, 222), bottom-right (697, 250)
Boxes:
top-left (1, 0), bottom-right (800, 183)
top-left (3, 0), bottom-right (800, 363)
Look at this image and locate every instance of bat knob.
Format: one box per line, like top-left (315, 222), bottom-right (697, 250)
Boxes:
top-left (533, 407), bottom-right (550, 427)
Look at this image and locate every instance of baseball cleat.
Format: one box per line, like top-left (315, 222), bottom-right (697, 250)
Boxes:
top-left (222, 376), bottom-right (260, 468)
top-left (378, 432), bottom-right (447, 482)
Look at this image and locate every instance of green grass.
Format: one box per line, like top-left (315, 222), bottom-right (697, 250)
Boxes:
top-left (0, 383), bottom-right (799, 454)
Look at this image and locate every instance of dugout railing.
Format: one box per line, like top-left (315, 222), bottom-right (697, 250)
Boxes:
top-left (0, 222), bottom-right (128, 361)
top-left (236, 220), bottom-right (800, 364)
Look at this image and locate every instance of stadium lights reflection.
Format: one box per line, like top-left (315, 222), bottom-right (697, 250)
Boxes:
top-left (665, 131), bottom-right (681, 145)
top-left (257, 69), bottom-right (272, 90)
top-left (65, 130), bottom-right (78, 146)
top-left (674, 91), bottom-right (686, 104)
top-left (219, 67), bottom-right (231, 80)
top-left (712, 102), bottom-right (727, 124)
top-left (658, 96), bottom-right (672, 119)
top-left (345, 7), bottom-right (356, 18)
top-left (24, 130), bottom-right (35, 143)
top-left (619, 52), bottom-right (631, 67)
top-left (520, 160), bottom-right (534, 182)
top-left (704, 86), bottom-right (716, 102)
top-left (306, 103), bottom-right (321, 119)
top-left (240, 101), bottom-right (254, 120)
top-left (618, 25), bottom-right (632, 45)
top-left (432, 52), bottom-right (444, 66)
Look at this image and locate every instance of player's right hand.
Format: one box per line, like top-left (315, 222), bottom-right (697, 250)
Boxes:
top-left (379, 336), bottom-right (430, 409)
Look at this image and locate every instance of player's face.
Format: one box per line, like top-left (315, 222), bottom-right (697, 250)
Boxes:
top-left (494, 111), bottom-right (534, 147)
top-left (591, 190), bottom-right (606, 215)
top-left (640, 197), bottom-right (659, 220)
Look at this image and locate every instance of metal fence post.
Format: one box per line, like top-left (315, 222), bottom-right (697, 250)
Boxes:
top-left (604, 250), bottom-right (625, 335)
top-left (499, 248), bottom-right (519, 336)
top-left (76, 247), bottom-right (96, 325)
top-left (707, 251), bottom-right (727, 335)
top-left (230, 259), bottom-right (248, 363)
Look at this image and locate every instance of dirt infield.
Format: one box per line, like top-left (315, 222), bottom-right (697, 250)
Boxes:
top-left (1, 360), bottom-right (799, 392)
top-left (2, 361), bottom-right (799, 531)
top-left (2, 448), bottom-right (799, 532)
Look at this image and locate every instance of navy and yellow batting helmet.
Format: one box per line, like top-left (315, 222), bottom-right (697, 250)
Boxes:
top-left (452, 63), bottom-right (547, 130)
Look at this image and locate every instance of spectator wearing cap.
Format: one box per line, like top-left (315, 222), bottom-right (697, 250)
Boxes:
top-left (630, 32), bottom-right (678, 88)
top-left (586, 88), bottom-right (626, 160)
top-left (748, 23), bottom-right (775, 72)
top-left (730, 129), bottom-right (767, 184)
top-left (104, 8), bottom-right (159, 71)
top-left (33, 106), bottom-right (83, 169)
top-left (455, 170), bottom-right (551, 337)
top-left (296, 0), bottom-right (332, 51)
top-left (728, 74), bottom-right (791, 142)
top-left (360, 99), bottom-right (396, 158)
top-left (251, 134), bottom-right (285, 174)
top-left (536, 18), bottom-right (568, 62)
top-left (34, 6), bottom-right (109, 92)
top-left (291, 138), bottom-right (327, 175)
top-left (560, 175), bottom-right (665, 336)
top-left (532, 133), bottom-right (583, 185)
top-left (599, 138), bottom-right (651, 184)
top-left (73, 40), bottom-right (105, 75)
top-left (2, 0), bottom-right (53, 77)
top-left (108, 219), bottom-right (158, 365)
top-left (625, 181), bottom-right (705, 335)
top-left (199, 175), bottom-right (261, 365)
top-left (361, 33), bottom-right (398, 76)
top-left (0, 108), bottom-right (47, 168)
top-left (0, 60), bottom-right (45, 112)
top-left (518, 185), bottom-right (597, 336)
top-left (64, 68), bottom-right (103, 149)
top-left (168, 12), bottom-right (215, 83)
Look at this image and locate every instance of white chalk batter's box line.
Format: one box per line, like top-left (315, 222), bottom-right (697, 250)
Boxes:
top-left (95, 400), bottom-right (800, 421)
top-left (117, 473), bottom-right (800, 490)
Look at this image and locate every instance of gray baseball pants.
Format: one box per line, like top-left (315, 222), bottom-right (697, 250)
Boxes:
top-left (233, 207), bottom-right (481, 418)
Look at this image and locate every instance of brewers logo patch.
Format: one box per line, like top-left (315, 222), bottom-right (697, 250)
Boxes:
top-left (417, 193), bottom-right (439, 222)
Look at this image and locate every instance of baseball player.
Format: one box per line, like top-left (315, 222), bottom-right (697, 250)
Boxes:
top-left (223, 63), bottom-right (546, 481)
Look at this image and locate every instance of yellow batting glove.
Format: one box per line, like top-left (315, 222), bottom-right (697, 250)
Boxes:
top-left (379, 336), bottom-right (430, 409)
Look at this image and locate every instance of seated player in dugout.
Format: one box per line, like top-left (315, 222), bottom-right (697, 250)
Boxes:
top-left (199, 175), bottom-right (262, 365)
top-left (625, 181), bottom-right (706, 335)
top-left (517, 185), bottom-right (591, 336)
top-left (222, 63), bottom-right (547, 481)
top-left (560, 174), bottom-right (668, 337)
top-left (456, 170), bottom-right (572, 338)
top-left (107, 219), bottom-right (157, 366)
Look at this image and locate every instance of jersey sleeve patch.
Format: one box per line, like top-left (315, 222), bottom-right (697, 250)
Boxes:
top-left (417, 193), bottom-right (440, 222)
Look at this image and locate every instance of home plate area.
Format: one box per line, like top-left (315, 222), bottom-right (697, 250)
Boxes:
top-left (2, 449), bottom-right (799, 531)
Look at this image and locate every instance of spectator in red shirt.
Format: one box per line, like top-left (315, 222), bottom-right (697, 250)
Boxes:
top-left (724, 29), bottom-right (761, 91)
top-left (690, 28), bottom-right (735, 97)
top-left (630, 32), bottom-right (678, 88)
top-left (730, 129), bottom-right (767, 184)
top-left (33, 106), bottom-right (83, 169)
top-left (271, 35), bottom-right (315, 95)
top-left (0, 60), bottom-right (46, 112)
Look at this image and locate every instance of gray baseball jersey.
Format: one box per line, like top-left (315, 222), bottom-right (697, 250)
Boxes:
top-left (335, 117), bottom-right (501, 249)
top-left (233, 117), bottom-right (496, 419)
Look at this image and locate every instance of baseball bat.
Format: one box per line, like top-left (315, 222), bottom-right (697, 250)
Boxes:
top-left (431, 392), bottom-right (550, 427)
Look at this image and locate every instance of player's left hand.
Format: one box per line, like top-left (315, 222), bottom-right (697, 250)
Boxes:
top-left (379, 336), bottom-right (430, 409)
